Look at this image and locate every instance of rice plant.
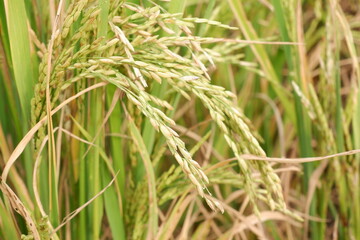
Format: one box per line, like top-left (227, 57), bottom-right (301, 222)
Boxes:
top-left (1, 0), bottom-right (360, 239)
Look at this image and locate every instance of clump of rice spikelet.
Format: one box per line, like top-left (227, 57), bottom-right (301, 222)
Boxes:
top-left (30, 0), bottom-right (289, 216)
top-left (31, 1), bottom-right (99, 157)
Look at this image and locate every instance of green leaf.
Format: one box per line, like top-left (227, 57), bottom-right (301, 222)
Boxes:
top-left (4, 0), bottom-right (35, 122)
